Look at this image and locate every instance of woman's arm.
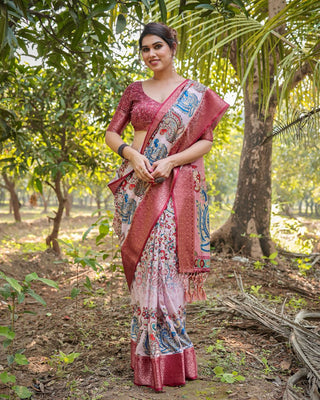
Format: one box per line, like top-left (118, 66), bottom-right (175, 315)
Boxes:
top-left (151, 139), bottom-right (212, 180)
top-left (105, 130), bottom-right (154, 182)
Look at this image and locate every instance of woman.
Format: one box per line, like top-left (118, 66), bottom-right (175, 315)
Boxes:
top-left (105, 22), bottom-right (229, 392)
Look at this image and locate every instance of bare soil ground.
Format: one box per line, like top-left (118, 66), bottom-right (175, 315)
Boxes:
top-left (1, 215), bottom-right (320, 400)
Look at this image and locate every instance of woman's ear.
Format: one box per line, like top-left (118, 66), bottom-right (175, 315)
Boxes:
top-left (172, 43), bottom-right (177, 57)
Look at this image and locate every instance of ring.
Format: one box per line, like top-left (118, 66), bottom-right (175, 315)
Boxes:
top-left (154, 177), bottom-right (165, 184)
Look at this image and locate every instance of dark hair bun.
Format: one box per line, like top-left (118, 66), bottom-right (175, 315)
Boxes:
top-left (139, 22), bottom-right (178, 49)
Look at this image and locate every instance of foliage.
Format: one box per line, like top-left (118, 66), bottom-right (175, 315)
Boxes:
top-left (60, 210), bottom-right (122, 315)
top-left (295, 258), bottom-right (312, 277)
top-left (0, 0), bottom-right (150, 70)
top-left (163, 0), bottom-right (320, 109)
top-left (49, 351), bottom-right (81, 377)
top-left (0, 270), bottom-right (58, 399)
top-left (213, 366), bottom-right (245, 383)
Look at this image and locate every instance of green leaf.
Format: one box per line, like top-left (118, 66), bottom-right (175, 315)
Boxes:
top-left (99, 223), bottom-right (109, 235)
top-left (26, 288), bottom-right (46, 306)
top-left (141, 0), bottom-right (151, 10)
top-left (71, 23), bottom-right (85, 49)
top-left (91, 2), bottom-right (116, 16)
top-left (3, 338), bottom-right (13, 348)
top-left (269, 251), bottom-right (278, 260)
top-left (82, 224), bottom-right (95, 241)
top-left (37, 278), bottom-right (59, 290)
top-left (58, 239), bottom-right (75, 249)
top-left (35, 178), bottom-right (43, 194)
top-left (71, 287), bottom-right (81, 299)
top-left (14, 353), bottom-right (29, 365)
top-left (60, 351), bottom-right (80, 364)
top-left (12, 385), bottom-right (32, 399)
top-left (0, 5), bottom-right (8, 49)
top-left (17, 292), bottom-right (25, 304)
top-left (0, 371), bottom-right (16, 384)
top-left (0, 326), bottom-right (15, 340)
top-left (158, 0), bottom-right (167, 23)
top-left (25, 272), bottom-right (38, 282)
top-left (7, 355), bottom-right (14, 365)
top-left (213, 365), bottom-right (224, 375)
top-left (116, 14), bottom-right (126, 34)
top-left (135, 4), bottom-right (143, 19)
top-left (195, 3), bottom-right (214, 10)
top-left (82, 258), bottom-right (98, 271)
top-left (4, 277), bottom-right (22, 293)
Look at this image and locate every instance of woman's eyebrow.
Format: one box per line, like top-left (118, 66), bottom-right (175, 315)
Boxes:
top-left (141, 41), bottom-right (163, 49)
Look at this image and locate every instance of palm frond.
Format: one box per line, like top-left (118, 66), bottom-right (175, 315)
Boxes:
top-left (162, 0), bottom-right (320, 109)
top-left (221, 274), bottom-right (320, 400)
top-left (264, 107), bottom-right (320, 145)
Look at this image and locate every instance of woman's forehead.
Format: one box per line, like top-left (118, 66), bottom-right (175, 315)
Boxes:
top-left (141, 34), bottom-right (166, 47)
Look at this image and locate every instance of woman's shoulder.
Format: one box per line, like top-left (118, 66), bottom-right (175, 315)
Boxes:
top-left (125, 80), bottom-right (142, 90)
top-left (122, 81), bottom-right (143, 97)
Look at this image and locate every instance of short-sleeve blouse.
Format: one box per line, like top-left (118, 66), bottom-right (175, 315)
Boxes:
top-left (107, 81), bottom-right (214, 141)
top-left (107, 81), bottom-right (161, 135)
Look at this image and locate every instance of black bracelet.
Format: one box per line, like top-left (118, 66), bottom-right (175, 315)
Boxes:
top-left (117, 143), bottom-right (129, 158)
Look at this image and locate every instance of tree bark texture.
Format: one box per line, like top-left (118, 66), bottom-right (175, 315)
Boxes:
top-left (46, 172), bottom-right (65, 255)
top-left (2, 172), bottom-right (21, 222)
top-left (211, 77), bottom-right (277, 257)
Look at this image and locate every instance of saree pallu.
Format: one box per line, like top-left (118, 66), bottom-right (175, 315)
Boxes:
top-left (108, 79), bottom-right (229, 391)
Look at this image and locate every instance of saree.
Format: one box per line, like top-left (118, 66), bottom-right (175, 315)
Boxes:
top-left (108, 79), bottom-right (229, 391)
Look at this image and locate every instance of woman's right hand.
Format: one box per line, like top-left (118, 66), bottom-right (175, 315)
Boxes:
top-left (125, 148), bottom-right (154, 183)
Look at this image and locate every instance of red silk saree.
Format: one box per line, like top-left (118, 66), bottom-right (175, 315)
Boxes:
top-left (108, 79), bottom-right (229, 391)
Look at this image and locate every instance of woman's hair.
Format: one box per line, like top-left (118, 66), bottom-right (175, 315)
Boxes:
top-left (139, 22), bottom-right (178, 50)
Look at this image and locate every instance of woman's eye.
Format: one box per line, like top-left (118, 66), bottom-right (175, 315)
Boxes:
top-left (154, 44), bottom-right (162, 49)
top-left (142, 48), bottom-right (149, 53)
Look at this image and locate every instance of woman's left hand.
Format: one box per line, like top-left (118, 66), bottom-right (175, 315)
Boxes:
top-left (151, 157), bottom-right (175, 183)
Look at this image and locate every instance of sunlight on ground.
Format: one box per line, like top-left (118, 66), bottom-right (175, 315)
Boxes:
top-left (271, 209), bottom-right (317, 254)
top-left (0, 205), bottom-right (99, 223)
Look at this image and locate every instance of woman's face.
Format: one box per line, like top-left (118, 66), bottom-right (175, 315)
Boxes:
top-left (140, 34), bottom-right (175, 72)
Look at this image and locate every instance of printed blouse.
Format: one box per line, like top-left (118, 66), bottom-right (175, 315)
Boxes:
top-left (107, 80), bottom-right (214, 141)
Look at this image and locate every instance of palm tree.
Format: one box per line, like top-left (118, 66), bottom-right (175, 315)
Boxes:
top-left (164, 0), bottom-right (320, 257)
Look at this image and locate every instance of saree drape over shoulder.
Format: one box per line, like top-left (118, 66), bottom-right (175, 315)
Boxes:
top-left (108, 79), bottom-right (229, 391)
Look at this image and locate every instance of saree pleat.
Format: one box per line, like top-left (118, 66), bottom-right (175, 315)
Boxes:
top-left (130, 198), bottom-right (197, 391)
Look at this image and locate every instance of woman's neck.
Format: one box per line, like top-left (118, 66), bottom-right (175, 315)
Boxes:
top-left (152, 69), bottom-right (181, 82)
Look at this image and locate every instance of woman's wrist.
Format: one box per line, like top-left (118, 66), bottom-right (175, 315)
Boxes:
top-left (167, 155), bottom-right (179, 169)
top-left (122, 146), bottom-right (138, 161)
top-left (117, 143), bottom-right (129, 158)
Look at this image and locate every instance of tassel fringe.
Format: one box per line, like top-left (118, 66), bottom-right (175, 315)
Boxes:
top-left (182, 272), bottom-right (208, 303)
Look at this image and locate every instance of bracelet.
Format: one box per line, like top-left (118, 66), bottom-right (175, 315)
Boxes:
top-left (117, 143), bottom-right (129, 158)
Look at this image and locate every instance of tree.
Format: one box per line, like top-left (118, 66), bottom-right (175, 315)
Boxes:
top-left (165, 0), bottom-right (320, 257)
top-left (1, 63), bottom-right (108, 253)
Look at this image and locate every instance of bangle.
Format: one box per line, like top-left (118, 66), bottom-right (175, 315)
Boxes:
top-left (117, 143), bottom-right (129, 158)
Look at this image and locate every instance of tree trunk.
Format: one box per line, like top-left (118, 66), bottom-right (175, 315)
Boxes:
top-left (46, 173), bottom-right (65, 255)
top-left (96, 197), bottom-right (101, 217)
top-left (211, 82), bottom-right (277, 257)
top-left (40, 193), bottom-right (48, 213)
top-left (65, 193), bottom-right (72, 217)
top-left (2, 172), bottom-right (21, 222)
